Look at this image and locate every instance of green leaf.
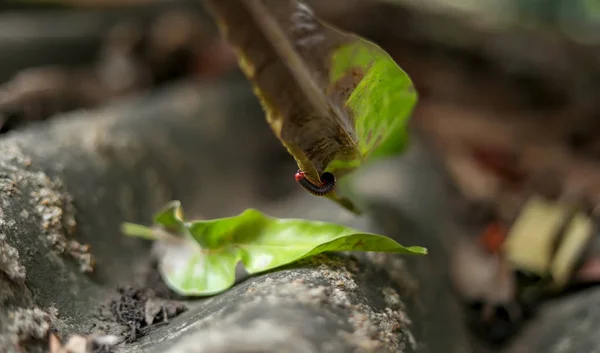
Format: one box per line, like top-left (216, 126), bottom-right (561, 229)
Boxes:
top-left (120, 223), bottom-right (157, 240)
top-left (153, 200), bottom-right (186, 233)
top-left (122, 202), bottom-right (426, 296)
top-left (204, 0), bottom-right (417, 213)
top-left (324, 41), bottom-right (416, 174)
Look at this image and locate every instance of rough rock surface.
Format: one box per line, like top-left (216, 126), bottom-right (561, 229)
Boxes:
top-left (120, 254), bottom-right (418, 353)
top-left (1, 74), bottom-right (598, 353)
top-left (0, 78), bottom-right (284, 352)
top-left (0, 73), bottom-right (472, 352)
top-left (108, 138), bottom-right (472, 353)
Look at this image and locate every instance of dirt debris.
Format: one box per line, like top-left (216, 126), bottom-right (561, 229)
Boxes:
top-left (49, 332), bottom-right (120, 353)
top-left (97, 286), bottom-right (186, 343)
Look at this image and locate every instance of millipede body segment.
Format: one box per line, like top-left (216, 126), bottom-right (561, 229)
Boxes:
top-left (294, 169), bottom-right (336, 196)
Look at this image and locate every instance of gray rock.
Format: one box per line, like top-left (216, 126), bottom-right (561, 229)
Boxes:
top-left (121, 255), bottom-right (418, 353)
top-left (4, 69), bottom-right (598, 353)
top-left (0, 78), bottom-right (280, 352)
top-left (0, 73), bottom-right (471, 352)
top-left (112, 137), bottom-right (471, 353)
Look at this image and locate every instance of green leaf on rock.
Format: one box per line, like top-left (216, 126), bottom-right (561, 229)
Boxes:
top-left (204, 0), bottom-right (417, 212)
top-left (120, 223), bottom-right (156, 240)
top-left (122, 202), bottom-right (427, 296)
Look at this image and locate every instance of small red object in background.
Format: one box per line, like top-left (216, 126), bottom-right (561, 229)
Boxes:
top-left (479, 222), bottom-right (508, 254)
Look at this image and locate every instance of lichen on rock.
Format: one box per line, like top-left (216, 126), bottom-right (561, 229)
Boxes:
top-left (0, 233), bottom-right (26, 283)
top-left (0, 306), bottom-right (57, 353)
top-left (270, 255), bottom-right (416, 352)
top-left (28, 170), bottom-right (95, 273)
top-left (0, 142), bottom-right (94, 273)
top-left (7, 307), bottom-right (55, 341)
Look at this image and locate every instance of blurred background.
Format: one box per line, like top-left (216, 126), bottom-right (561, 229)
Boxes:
top-left (1, 0), bottom-right (600, 352)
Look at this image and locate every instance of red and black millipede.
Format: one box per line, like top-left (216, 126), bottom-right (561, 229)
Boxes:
top-left (294, 169), bottom-right (336, 196)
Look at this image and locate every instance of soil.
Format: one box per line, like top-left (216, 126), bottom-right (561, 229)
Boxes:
top-left (93, 261), bottom-right (187, 348)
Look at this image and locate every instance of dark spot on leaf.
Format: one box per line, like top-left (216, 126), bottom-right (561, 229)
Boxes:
top-left (350, 67), bottom-right (365, 81)
top-left (354, 240), bottom-right (366, 248)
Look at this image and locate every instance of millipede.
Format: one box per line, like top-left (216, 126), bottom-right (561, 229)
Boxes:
top-left (294, 169), bottom-right (336, 196)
